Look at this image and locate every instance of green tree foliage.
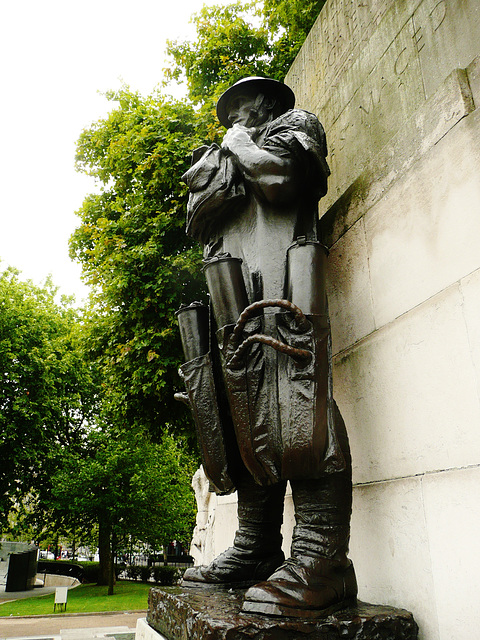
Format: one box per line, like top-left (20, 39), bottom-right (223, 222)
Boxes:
top-left (166, 2), bottom-right (273, 104)
top-left (51, 430), bottom-right (196, 592)
top-left (69, 90), bottom-right (209, 584)
top-left (166, 0), bottom-right (327, 106)
top-left (0, 265), bottom-right (98, 526)
top-left (261, 0), bottom-right (327, 75)
top-left (71, 90), bottom-right (208, 442)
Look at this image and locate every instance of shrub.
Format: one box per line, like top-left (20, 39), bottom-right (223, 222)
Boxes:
top-left (37, 560), bottom-right (84, 581)
top-left (140, 566), bottom-right (152, 582)
top-left (78, 561), bottom-right (100, 584)
top-left (126, 565), bottom-right (142, 581)
top-left (152, 565), bottom-right (180, 586)
top-left (115, 562), bottom-right (127, 579)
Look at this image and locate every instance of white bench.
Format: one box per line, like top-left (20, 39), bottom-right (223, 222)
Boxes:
top-left (54, 586), bottom-right (68, 612)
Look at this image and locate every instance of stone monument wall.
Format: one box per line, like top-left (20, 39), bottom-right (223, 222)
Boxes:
top-left (286, 1), bottom-right (480, 639)
top-left (195, 3), bottom-right (480, 639)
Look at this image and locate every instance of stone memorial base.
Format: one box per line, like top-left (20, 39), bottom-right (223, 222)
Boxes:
top-left (145, 585), bottom-right (418, 640)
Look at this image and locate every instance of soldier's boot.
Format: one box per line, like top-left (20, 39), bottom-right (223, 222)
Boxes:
top-left (183, 475), bottom-right (286, 587)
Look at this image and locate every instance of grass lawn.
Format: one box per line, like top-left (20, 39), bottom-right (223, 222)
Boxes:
top-left (0, 581), bottom-right (151, 617)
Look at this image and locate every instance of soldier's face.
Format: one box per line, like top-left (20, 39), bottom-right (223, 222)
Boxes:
top-left (227, 94), bottom-right (268, 127)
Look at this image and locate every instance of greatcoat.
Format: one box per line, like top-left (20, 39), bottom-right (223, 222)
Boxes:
top-left (181, 109), bottom-right (346, 493)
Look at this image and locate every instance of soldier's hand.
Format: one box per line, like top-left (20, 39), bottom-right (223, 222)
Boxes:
top-left (221, 124), bottom-right (256, 153)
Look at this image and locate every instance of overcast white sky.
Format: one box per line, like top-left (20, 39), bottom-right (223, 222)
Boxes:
top-left (0, 0), bottom-right (224, 303)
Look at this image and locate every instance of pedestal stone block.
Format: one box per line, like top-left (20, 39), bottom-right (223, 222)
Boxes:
top-left (147, 586), bottom-right (418, 640)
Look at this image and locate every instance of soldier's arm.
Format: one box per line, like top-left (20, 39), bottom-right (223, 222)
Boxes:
top-left (221, 125), bottom-right (296, 205)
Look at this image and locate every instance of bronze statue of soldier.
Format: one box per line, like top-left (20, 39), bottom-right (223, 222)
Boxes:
top-left (176, 76), bottom-right (357, 618)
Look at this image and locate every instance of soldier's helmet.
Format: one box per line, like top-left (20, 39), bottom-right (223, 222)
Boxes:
top-left (216, 76), bottom-right (295, 128)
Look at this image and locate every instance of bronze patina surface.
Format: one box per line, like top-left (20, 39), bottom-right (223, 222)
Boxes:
top-left (176, 76), bottom-right (364, 617)
top-left (148, 586), bottom-right (419, 640)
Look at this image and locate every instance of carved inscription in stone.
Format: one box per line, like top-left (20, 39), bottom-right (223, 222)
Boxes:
top-left (287, 0), bottom-right (480, 214)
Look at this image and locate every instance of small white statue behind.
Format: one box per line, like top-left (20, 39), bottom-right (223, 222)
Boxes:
top-left (189, 466), bottom-right (217, 566)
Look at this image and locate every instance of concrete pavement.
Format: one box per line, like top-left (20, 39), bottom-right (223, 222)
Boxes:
top-left (0, 611), bottom-right (146, 640)
top-left (0, 586), bottom-right (57, 602)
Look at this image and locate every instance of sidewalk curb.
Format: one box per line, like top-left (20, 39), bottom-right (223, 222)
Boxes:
top-left (0, 610), bottom-right (147, 620)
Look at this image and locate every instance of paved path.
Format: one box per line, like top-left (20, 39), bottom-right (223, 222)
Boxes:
top-left (0, 586), bottom-right (57, 602)
top-left (0, 611), bottom-right (146, 640)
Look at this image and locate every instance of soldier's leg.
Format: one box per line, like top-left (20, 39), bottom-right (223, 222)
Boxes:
top-left (243, 405), bottom-right (357, 615)
top-left (183, 472), bottom-right (286, 586)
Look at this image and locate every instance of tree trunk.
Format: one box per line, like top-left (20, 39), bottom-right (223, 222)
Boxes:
top-left (108, 561), bottom-right (114, 594)
top-left (108, 532), bottom-right (116, 595)
top-left (98, 519), bottom-right (112, 586)
top-left (72, 527), bottom-right (76, 561)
